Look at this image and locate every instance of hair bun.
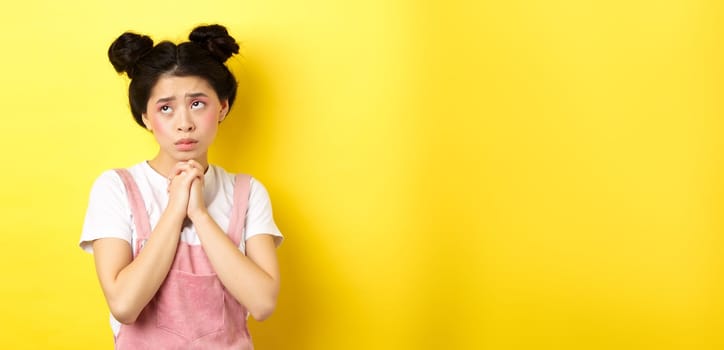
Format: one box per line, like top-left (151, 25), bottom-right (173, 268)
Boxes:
top-left (108, 32), bottom-right (154, 78)
top-left (189, 24), bottom-right (239, 62)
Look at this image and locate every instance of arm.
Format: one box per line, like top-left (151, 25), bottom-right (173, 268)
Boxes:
top-left (92, 163), bottom-right (202, 324)
top-left (182, 162), bottom-right (280, 321)
top-left (92, 208), bottom-right (184, 324)
top-left (181, 162), bottom-right (280, 320)
top-left (192, 213), bottom-right (280, 321)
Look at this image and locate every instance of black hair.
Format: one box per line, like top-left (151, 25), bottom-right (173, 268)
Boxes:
top-left (108, 24), bottom-right (240, 128)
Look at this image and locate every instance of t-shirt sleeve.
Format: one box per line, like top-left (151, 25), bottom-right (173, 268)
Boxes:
top-left (79, 170), bottom-right (133, 254)
top-left (245, 178), bottom-right (284, 247)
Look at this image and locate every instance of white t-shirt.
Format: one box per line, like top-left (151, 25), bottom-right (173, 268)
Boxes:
top-left (80, 161), bottom-right (282, 253)
top-left (80, 161), bottom-right (283, 335)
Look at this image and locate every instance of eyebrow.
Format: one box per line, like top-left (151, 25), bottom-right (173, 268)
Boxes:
top-left (155, 93), bottom-right (210, 104)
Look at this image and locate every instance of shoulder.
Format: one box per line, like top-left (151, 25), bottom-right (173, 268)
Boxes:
top-left (208, 164), bottom-right (265, 191)
top-left (88, 162), bottom-right (151, 198)
top-left (91, 162), bottom-right (139, 186)
top-left (81, 167), bottom-right (139, 253)
top-left (208, 164), bottom-right (235, 183)
top-left (89, 169), bottom-right (125, 196)
top-left (249, 177), bottom-right (270, 197)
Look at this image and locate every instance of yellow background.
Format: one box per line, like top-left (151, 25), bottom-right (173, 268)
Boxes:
top-left (1, 0), bottom-right (723, 349)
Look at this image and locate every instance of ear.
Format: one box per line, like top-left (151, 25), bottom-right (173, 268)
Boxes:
top-left (219, 100), bottom-right (230, 123)
top-left (141, 113), bottom-right (153, 131)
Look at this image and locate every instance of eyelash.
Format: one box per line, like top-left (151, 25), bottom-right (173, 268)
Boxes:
top-left (159, 101), bottom-right (205, 113)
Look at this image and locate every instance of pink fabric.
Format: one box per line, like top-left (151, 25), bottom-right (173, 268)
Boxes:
top-left (113, 169), bottom-right (253, 349)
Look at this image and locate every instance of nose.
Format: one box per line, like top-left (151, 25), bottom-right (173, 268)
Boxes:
top-left (177, 109), bottom-right (195, 132)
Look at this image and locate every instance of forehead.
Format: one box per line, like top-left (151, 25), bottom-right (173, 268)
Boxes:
top-left (149, 75), bottom-right (219, 100)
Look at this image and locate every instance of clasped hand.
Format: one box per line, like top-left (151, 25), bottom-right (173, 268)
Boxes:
top-left (166, 160), bottom-right (207, 221)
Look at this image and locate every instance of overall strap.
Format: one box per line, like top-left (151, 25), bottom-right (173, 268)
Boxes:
top-left (227, 174), bottom-right (251, 250)
top-left (114, 168), bottom-right (152, 257)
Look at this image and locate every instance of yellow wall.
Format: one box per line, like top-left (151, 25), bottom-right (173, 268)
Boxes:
top-left (1, 0), bottom-right (723, 348)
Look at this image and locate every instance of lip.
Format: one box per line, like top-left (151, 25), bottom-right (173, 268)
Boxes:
top-left (174, 138), bottom-right (198, 151)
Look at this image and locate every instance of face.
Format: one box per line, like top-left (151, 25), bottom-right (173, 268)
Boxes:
top-left (142, 75), bottom-right (228, 168)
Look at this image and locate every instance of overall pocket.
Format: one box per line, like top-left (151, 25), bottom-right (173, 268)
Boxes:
top-left (156, 269), bottom-right (225, 340)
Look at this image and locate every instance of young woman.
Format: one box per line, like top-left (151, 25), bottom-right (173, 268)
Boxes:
top-left (79, 24), bottom-right (283, 349)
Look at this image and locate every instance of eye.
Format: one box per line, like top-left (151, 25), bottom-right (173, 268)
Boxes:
top-left (160, 105), bottom-right (173, 114)
top-left (190, 101), bottom-right (206, 110)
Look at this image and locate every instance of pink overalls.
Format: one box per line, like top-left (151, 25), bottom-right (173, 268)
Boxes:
top-left (113, 168), bottom-right (254, 349)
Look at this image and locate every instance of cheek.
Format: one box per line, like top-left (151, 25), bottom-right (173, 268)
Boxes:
top-left (150, 118), bottom-right (167, 134)
top-left (197, 111), bottom-right (220, 129)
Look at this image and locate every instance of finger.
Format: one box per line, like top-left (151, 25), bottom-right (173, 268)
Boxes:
top-left (186, 159), bottom-right (206, 173)
top-left (171, 162), bottom-right (192, 176)
top-left (168, 163), bottom-right (195, 185)
top-left (185, 167), bottom-right (205, 182)
top-left (169, 168), bottom-right (201, 186)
